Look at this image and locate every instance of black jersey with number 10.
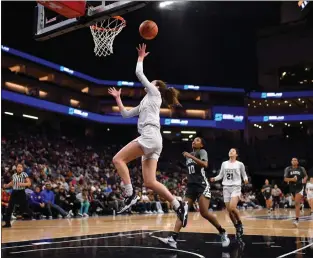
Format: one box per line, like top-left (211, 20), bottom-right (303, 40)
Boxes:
top-left (185, 149), bottom-right (208, 186)
top-left (284, 166), bottom-right (307, 187)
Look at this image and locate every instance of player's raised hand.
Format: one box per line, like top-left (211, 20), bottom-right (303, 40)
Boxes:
top-left (108, 87), bottom-right (121, 99)
top-left (182, 152), bottom-right (192, 158)
top-left (137, 43), bottom-right (150, 59)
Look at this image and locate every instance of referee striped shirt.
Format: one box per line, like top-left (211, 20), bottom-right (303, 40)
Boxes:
top-left (12, 172), bottom-right (29, 190)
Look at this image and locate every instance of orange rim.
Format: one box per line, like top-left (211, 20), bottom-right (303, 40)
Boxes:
top-left (90, 16), bottom-right (126, 32)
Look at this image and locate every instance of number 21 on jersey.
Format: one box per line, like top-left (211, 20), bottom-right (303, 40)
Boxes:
top-left (226, 172), bottom-right (233, 180)
top-left (188, 165), bottom-right (195, 174)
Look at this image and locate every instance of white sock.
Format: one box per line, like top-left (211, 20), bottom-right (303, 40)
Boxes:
top-left (171, 199), bottom-right (180, 211)
top-left (124, 184), bottom-right (133, 197)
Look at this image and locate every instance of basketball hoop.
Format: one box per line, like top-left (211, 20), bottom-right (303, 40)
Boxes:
top-left (90, 16), bottom-right (126, 57)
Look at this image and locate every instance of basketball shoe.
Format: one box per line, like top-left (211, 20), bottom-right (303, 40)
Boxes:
top-left (175, 201), bottom-right (188, 227)
top-left (156, 236), bottom-right (177, 249)
top-left (117, 191), bottom-right (140, 214)
top-left (221, 231), bottom-right (231, 247)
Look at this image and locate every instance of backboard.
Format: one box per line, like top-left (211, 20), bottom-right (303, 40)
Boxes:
top-left (34, 1), bottom-right (149, 41)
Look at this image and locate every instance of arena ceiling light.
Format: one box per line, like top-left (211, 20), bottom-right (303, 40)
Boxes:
top-left (23, 114), bottom-right (38, 120)
top-left (181, 131), bottom-right (196, 134)
top-left (4, 112), bottom-right (13, 116)
top-left (163, 131), bottom-right (171, 134)
top-left (159, 1), bottom-right (174, 8)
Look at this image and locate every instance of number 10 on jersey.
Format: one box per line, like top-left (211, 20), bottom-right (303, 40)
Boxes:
top-left (188, 165), bottom-right (195, 174)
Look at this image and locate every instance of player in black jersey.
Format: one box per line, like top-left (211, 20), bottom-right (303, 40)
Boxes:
top-left (155, 137), bottom-right (230, 248)
top-left (284, 157), bottom-right (308, 226)
top-left (261, 179), bottom-right (273, 213)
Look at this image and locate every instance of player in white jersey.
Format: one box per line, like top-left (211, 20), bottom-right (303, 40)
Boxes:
top-left (108, 43), bottom-right (188, 227)
top-left (306, 177), bottom-right (313, 215)
top-left (210, 148), bottom-right (248, 242)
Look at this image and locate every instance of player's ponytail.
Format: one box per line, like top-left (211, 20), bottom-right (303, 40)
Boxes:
top-left (157, 80), bottom-right (181, 108)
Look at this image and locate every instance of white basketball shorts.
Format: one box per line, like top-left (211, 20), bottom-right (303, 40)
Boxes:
top-left (307, 193), bottom-right (313, 200)
top-left (133, 125), bottom-right (163, 161)
top-left (223, 185), bottom-right (242, 203)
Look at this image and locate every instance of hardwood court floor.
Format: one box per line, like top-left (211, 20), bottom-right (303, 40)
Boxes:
top-left (2, 209), bottom-right (313, 258)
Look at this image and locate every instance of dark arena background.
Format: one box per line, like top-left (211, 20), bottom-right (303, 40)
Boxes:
top-left (1, 1), bottom-right (313, 258)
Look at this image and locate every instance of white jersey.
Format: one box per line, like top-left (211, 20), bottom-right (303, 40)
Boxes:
top-left (214, 160), bottom-right (248, 186)
top-left (306, 182), bottom-right (313, 198)
top-left (120, 62), bottom-right (161, 135)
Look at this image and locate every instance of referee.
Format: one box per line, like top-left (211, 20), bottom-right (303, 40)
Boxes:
top-left (3, 163), bottom-right (33, 228)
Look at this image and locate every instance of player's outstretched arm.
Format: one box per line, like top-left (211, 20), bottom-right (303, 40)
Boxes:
top-left (211, 162), bottom-right (225, 182)
top-left (182, 150), bottom-right (208, 168)
top-left (239, 162), bottom-right (248, 184)
top-left (108, 87), bottom-right (140, 118)
top-left (135, 44), bottom-right (159, 96)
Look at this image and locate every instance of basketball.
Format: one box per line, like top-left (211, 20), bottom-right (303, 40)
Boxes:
top-left (139, 20), bottom-right (158, 40)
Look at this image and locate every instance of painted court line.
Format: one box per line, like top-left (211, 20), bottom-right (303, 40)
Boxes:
top-left (10, 246), bottom-right (205, 258)
top-left (252, 242), bottom-right (275, 245)
top-left (2, 230), bottom-right (163, 249)
top-left (277, 242), bottom-right (313, 258)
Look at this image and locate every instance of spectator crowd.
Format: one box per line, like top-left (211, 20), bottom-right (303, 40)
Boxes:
top-left (1, 118), bottom-right (313, 221)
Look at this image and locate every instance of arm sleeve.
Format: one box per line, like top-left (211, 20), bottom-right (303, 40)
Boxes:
top-left (214, 162), bottom-right (225, 181)
top-left (120, 105), bottom-right (140, 118)
top-left (302, 167), bottom-right (308, 178)
top-left (135, 62), bottom-right (160, 96)
top-left (240, 162), bottom-right (248, 181)
top-left (284, 167), bottom-right (289, 178)
top-left (199, 149), bottom-right (208, 161)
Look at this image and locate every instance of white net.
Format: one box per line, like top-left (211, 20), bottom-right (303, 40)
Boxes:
top-left (90, 16), bottom-right (126, 57)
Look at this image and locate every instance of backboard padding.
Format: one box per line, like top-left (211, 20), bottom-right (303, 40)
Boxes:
top-left (34, 1), bottom-right (149, 41)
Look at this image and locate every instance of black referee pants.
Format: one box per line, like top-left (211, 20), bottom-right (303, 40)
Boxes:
top-left (4, 190), bottom-right (32, 224)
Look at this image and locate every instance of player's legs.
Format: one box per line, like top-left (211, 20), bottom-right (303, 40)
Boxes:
top-left (228, 191), bottom-right (244, 241)
top-left (229, 196), bottom-right (241, 223)
top-left (156, 197), bottom-right (193, 249)
top-left (294, 192), bottom-right (302, 224)
top-left (308, 198), bottom-right (313, 214)
top-left (112, 141), bottom-right (145, 214)
top-left (142, 158), bottom-right (188, 227)
top-left (173, 197), bottom-right (194, 233)
top-left (112, 141), bottom-right (144, 186)
top-left (142, 158), bottom-right (174, 203)
top-left (266, 197), bottom-right (272, 212)
top-left (225, 202), bottom-right (238, 226)
top-left (198, 195), bottom-right (230, 247)
top-left (199, 195), bottom-right (223, 231)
